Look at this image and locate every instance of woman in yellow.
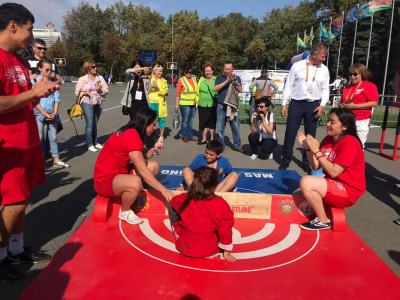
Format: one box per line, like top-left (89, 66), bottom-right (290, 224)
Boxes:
top-left (148, 65), bottom-right (168, 141)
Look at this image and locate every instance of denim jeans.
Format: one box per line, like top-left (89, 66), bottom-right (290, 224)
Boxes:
top-left (216, 104), bottom-right (241, 149)
top-left (281, 100), bottom-right (319, 165)
top-left (179, 104), bottom-right (196, 139)
top-left (36, 115), bottom-right (59, 157)
top-left (81, 103), bottom-right (102, 147)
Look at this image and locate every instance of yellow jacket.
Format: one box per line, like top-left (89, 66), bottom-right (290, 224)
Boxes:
top-left (149, 77), bottom-right (168, 118)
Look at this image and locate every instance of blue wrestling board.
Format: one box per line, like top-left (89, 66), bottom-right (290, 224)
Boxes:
top-left (156, 166), bottom-right (301, 194)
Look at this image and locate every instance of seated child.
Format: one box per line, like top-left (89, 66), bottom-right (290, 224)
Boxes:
top-left (176, 140), bottom-right (239, 192)
top-left (170, 166), bottom-right (236, 261)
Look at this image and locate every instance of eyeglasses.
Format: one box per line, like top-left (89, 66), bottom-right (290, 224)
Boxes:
top-left (91, 66), bottom-right (97, 69)
top-left (35, 46), bottom-right (47, 51)
top-left (349, 72), bottom-right (359, 77)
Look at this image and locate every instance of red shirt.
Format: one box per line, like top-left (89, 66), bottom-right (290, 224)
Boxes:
top-left (171, 193), bottom-right (234, 257)
top-left (0, 48), bottom-right (39, 150)
top-left (340, 81), bottom-right (379, 120)
top-left (320, 135), bottom-right (365, 201)
top-left (94, 129), bottom-right (144, 181)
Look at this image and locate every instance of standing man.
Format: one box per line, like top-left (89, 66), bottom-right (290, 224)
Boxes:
top-left (214, 61), bottom-right (244, 153)
top-left (280, 43), bottom-right (330, 173)
top-left (0, 3), bottom-right (59, 282)
top-left (249, 69), bottom-right (279, 111)
top-left (26, 38), bottom-right (61, 85)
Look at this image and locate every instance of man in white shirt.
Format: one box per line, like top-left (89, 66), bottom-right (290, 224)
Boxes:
top-left (329, 75), bottom-right (341, 93)
top-left (280, 43), bottom-right (330, 173)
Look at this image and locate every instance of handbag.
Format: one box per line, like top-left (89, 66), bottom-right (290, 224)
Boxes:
top-left (56, 114), bottom-right (63, 134)
top-left (68, 92), bottom-right (83, 119)
top-left (172, 109), bottom-right (180, 129)
top-left (255, 80), bottom-right (267, 100)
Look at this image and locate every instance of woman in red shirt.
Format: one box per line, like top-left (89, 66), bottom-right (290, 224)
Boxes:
top-left (340, 63), bottom-right (379, 148)
top-left (94, 107), bottom-right (175, 225)
top-left (171, 166), bottom-right (236, 261)
top-left (296, 107), bottom-right (365, 230)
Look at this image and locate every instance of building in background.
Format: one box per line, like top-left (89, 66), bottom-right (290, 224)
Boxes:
top-left (33, 22), bottom-right (64, 47)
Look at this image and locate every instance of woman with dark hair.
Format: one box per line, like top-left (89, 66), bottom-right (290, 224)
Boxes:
top-left (296, 107), bottom-right (365, 230)
top-left (94, 107), bottom-right (175, 225)
top-left (75, 60), bottom-right (109, 152)
top-left (175, 65), bottom-right (198, 143)
top-left (340, 63), bottom-right (379, 148)
top-left (121, 59), bottom-right (152, 120)
top-left (196, 63), bottom-right (218, 144)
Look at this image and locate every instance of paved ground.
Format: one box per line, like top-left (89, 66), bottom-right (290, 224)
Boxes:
top-left (2, 83), bottom-right (400, 298)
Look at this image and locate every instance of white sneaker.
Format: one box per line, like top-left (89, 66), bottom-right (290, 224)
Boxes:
top-left (250, 154), bottom-right (258, 160)
top-left (88, 146), bottom-right (98, 152)
top-left (95, 144), bottom-right (103, 149)
top-left (53, 160), bottom-right (71, 168)
top-left (119, 209), bottom-right (143, 225)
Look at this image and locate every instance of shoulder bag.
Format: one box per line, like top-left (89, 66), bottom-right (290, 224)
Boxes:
top-left (255, 80), bottom-right (267, 100)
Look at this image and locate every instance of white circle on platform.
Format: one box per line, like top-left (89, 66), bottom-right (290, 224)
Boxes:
top-left (120, 220), bottom-right (320, 273)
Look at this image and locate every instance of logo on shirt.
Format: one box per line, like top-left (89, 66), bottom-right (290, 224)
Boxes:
top-left (355, 88), bottom-right (364, 95)
top-left (7, 66), bottom-right (29, 86)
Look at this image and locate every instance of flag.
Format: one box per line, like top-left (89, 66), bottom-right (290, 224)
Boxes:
top-left (304, 33), bottom-right (309, 45)
top-left (369, 0), bottom-right (392, 15)
top-left (354, 2), bottom-right (371, 19)
top-left (309, 27), bottom-right (314, 44)
top-left (332, 15), bottom-right (343, 28)
top-left (319, 24), bottom-right (329, 39)
top-left (346, 6), bottom-right (358, 23)
top-left (297, 36), bottom-right (306, 48)
top-left (329, 28), bottom-right (340, 42)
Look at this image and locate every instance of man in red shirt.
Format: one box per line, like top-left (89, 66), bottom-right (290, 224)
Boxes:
top-left (0, 3), bottom-right (60, 282)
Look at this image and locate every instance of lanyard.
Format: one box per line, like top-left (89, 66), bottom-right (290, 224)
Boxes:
top-left (345, 81), bottom-right (362, 103)
top-left (137, 80), bottom-right (141, 91)
top-left (306, 64), bottom-right (318, 83)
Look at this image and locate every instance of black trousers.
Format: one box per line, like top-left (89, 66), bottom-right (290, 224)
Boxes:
top-left (248, 132), bottom-right (277, 155)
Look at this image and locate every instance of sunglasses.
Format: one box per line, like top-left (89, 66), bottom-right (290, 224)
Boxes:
top-left (91, 66), bottom-right (97, 69)
top-left (35, 46), bottom-right (47, 51)
top-left (185, 71), bottom-right (192, 74)
top-left (257, 105), bottom-right (266, 108)
top-left (349, 72), bottom-right (359, 77)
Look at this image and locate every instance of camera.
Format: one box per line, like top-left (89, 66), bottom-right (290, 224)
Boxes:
top-left (256, 111), bottom-right (265, 121)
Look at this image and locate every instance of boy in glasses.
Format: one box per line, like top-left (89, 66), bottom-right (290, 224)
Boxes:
top-left (248, 97), bottom-right (278, 160)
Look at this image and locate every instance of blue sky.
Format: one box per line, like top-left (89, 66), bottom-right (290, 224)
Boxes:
top-left (13, 0), bottom-right (303, 32)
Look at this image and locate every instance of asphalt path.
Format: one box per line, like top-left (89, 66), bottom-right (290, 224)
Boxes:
top-left (2, 83), bottom-right (400, 298)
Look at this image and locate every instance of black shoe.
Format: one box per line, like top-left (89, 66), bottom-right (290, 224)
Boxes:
top-left (302, 164), bottom-right (311, 174)
top-left (8, 246), bottom-right (52, 264)
top-left (197, 141), bottom-right (207, 145)
top-left (300, 218), bottom-right (331, 230)
top-left (0, 258), bottom-right (25, 282)
top-left (279, 163), bottom-right (289, 170)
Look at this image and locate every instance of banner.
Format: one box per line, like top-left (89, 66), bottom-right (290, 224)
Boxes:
top-left (369, 0), bottom-right (393, 14)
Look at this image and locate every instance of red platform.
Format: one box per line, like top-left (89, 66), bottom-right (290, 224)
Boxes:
top-left (21, 191), bottom-right (400, 299)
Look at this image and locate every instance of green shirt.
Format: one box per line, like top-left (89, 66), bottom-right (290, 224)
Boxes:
top-left (197, 76), bottom-right (218, 107)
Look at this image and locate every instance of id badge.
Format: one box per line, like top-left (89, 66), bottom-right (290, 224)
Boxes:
top-left (135, 91), bottom-right (143, 100)
top-left (306, 83), bottom-right (314, 95)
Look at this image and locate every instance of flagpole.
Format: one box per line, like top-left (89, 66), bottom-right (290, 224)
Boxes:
top-left (336, 12), bottom-right (344, 79)
top-left (310, 26), bottom-right (313, 47)
top-left (351, 4), bottom-right (359, 66)
top-left (304, 30), bottom-right (306, 51)
top-left (319, 22), bottom-right (322, 43)
top-left (382, 0), bottom-right (396, 96)
top-left (327, 17), bottom-right (332, 68)
top-left (297, 34), bottom-right (299, 54)
top-left (366, 13), bottom-right (374, 69)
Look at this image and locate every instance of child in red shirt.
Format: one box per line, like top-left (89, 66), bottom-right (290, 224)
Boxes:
top-left (171, 166), bottom-right (236, 261)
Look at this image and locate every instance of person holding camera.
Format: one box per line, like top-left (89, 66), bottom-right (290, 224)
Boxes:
top-left (248, 97), bottom-right (278, 160)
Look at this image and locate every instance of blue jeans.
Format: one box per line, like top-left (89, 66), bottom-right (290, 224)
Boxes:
top-left (179, 105), bottom-right (196, 139)
top-left (281, 100), bottom-right (319, 165)
top-left (36, 115), bottom-right (59, 157)
top-left (81, 103), bottom-right (102, 147)
top-left (216, 104), bottom-right (241, 149)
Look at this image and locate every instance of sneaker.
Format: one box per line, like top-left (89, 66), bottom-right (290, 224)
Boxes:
top-left (53, 160), bottom-right (71, 168)
top-left (279, 163), bottom-right (289, 170)
top-left (0, 258), bottom-right (25, 282)
top-left (8, 246), bottom-right (52, 264)
top-left (183, 138), bottom-right (189, 143)
top-left (88, 146), bottom-right (98, 152)
top-left (299, 218), bottom-right (331, 230)
top-left (250, 154), bottom-right (258, 160)
top-left (234, 147), bottom-right (245, 153)
top-left (118, 209), bottom-right (143, 225)
top-left (95, 144), bottom-right (103, 149)
top-left (188, 137), bottom-right (198, 142)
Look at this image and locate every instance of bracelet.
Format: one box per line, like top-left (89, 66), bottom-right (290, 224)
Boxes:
top-left (316, 155), bottom-right (324, 160)
top-left (314, 151), bottom-right (321, 156)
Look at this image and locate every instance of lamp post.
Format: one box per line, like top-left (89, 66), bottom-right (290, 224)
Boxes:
top-left (171, 0), bottom-right (174, 85)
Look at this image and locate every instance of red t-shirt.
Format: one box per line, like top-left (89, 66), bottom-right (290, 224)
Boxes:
top-left (320, 135), bottom-right (365, 201)
top-left (94, 129), bottom-right (144, 181)
top-left (0, 48), bottom-right (39, 150)
top-left (340, 81), bottom-right (379, 120)
top-left (171, 193), bottom-right (234, 257)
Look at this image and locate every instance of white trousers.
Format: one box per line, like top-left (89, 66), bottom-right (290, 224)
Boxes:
top-left (356, 118), bottom-right (371, 149)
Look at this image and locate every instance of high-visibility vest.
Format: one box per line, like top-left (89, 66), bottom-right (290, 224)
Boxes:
top-left (179, 76), bottom-right (198, 105)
